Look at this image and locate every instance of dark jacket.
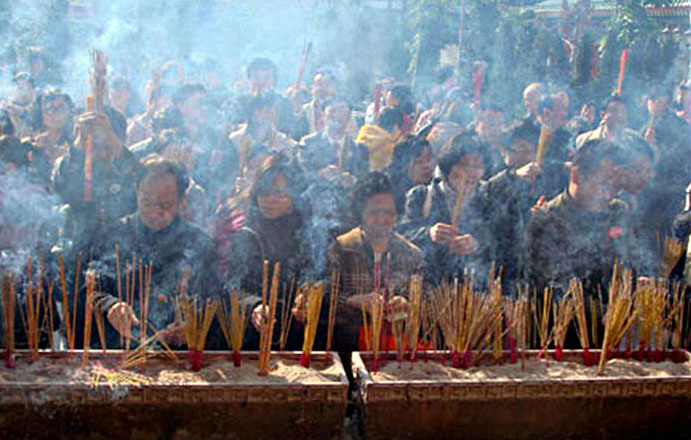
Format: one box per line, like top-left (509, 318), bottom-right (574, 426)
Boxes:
top-left (399, 177), bottom-right (492, 284)
top-left (298, 131), bottom-right (369, 178)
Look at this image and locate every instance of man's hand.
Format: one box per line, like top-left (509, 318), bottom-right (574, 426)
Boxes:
top-left (430, 223), bottom-right (459, 245)
top-left (347, 292), bottom-right (383, 314)
top-left (74, 112), bottom-right (123, 160)
top-left (107, 301), bottom-right (140, 336)
top-left (515, 162), bottom-right (542, 181)
top-left (251, 304), bottom-right (275, 331)
top-left (387, 295), bottom-right (408, 320)
top-left (448, 234), bottom-right (479, 255)
top-left (158, 322), bottom-right (185, 346)
top-left (291, 292), bottom-right (307, 322)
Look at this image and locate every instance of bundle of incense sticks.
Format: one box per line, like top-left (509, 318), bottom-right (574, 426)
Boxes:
top-left (180, 296), bottom-right (218, 372)
top-left (598, 266), bottom-right (637, 375)
top-left (533, 286), bottom-right (553, 359)
top-left (139, 263), bottom-right (153, 347)
top-left (406, 275), bottom-right (424, 362)
top-left (634, 277), bottom-right (666, 362)
top-left (662, 237), bottom-right (685, 277)
top-left (300, 282), bottom-right (325, 368)
top-left (258, 262), bottom-right (281, 375)
top-left (569, 280), bottom-right (594, 366)
top-left (218, 291), bottom-right (247, 367)
top-left (23, 257), bottom-right (43, 361)
top-left (489, 266), bottom-right (503, 363)
top-left (2, 273), bottom-right (15, 368)
top-left (279, 275), bottom-right (297, 355)
top-left (451, 176), bottom-right (468, 226)
top-left (551, 295), bottom-right (575, 362)
top-left (82, 270), bottom-right (97, 367)
top-left (360, 291), bottom-right (385, 372)
top-left (670, 281), bottom-right (686, 362)
top-left (535, 124), bottom-right (552, 166)
top-left (325, 270), bottom-right (339, 360)
top-left (83, 49), bottom-right (108, 202)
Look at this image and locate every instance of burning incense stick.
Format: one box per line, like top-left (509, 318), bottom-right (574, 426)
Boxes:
top-left (258, 262), bottom-right (281, 375)
top-left (2, 273), bottom-right (16, 368)
top-left (451, 176), bottom-right (468, 226)
top-left (535, 124), bottom-right (552, 166)
top-left (82, 270), bottom-right (97, 367)
top-left (533, 286), bottom-right (553, 359)
top-left (300, 282), bottom-right (325, 368)
top-left (670, 281), bottom-right (686, 362)
top-left (217, 291), bottom-right (247, 367)
top-left (24, 257), bottom-right (42, 361)
top-left (279, 275), bottom-right (297, 355)
top-left (569, 280), bottom-right (593, 366)
top-left (406, 275), bottom-right (423, 362)
top-left (616, 49), bottom-right (629, 96)
top-left (325, 270), bottom-right (340, 359)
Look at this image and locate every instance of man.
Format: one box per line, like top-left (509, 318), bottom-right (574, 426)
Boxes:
top-left (473, 103), bottom-right (506, 178)
top-left (328, 172), bottom-right (425, 352)
top-left (575, 95), bottom-right (637, 149)
top-left (400, 132), bottom-right (491, 283)
top-left (483, 121), bottom-right (543, 293)
top-left (299, 96), bottom-right (368, 179)
top-left (2, 72), bottom-right (35, 138)
top-left (94, 155), bottom-right (221, 348)
top-left (356, 106), bottom-right (404, 171)
top-left (671, 183), bottom-right (691, 295)
top-left (525, 139), bottom-right (629, 296)
top-left (296, 70), bottom-right (337, 137)
top-left (521, 82), bottom-right (546, 131)
top-left (52, 106), bottom-right (140, 255)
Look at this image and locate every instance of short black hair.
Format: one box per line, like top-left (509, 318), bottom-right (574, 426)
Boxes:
top-left (378, 106), bottom-right (405, 134)
top-left (247, 57), bottom-right (277, 79)
top-left (0, 135), bottom-right (30, 167)
top-left (351, 171), bottom-right (394, 220)
top-left (437, 131), bottom-right (485, 178)
top-left (389, 135), bottom-right (430, 173)
top-left (137, 154), bottom-right (189, 197)
top-left (173, 84), bottom-right (206, 106)
top-left (603, 94), bottom-right (625, 110)
top-left (505, 120), bottom-right (539, 149)
top-left (572, 139), bottom-right (624, 178)
top-left (249, 153), bottom-right (304, 206)
top-left (388, 84), bottom-right (414, 114)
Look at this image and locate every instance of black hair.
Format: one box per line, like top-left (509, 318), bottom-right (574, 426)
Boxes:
top-left (436, 66), bottom-right (455, 85)
top-left (0, 135), bottom-right (30, 167)
top-left (0, 110), bottom-right (15, 136)
top-left (572, 139), bottom-right (624, 178)
top-left (323, 95), bottom-right (352, 112)
top-left (437, 131), bottom-right (486, 178)
top-left (31, 88), bottom-right (74, 136)
top-left (378, 106), bottom-right (405, 134)
top-left (248, 153), bottom-right (304, 207)
top-left (137, 154), bottom-right (189, 197)
top-left (388, 84), bottom-right (415, 115)
top-left (603, 94), bottom-right (625, 110)
top-left (351, 171), bottom-right (394, 220)
top-left (505, 120), bottom-right (539, 149)
top-left (172, 84), bottom-right (206, 106)
top-left (13, 71), bottom-right (34, 87)
top-left (389, 135), bottom-right (431, 174)
top-left (247, 57), bottom-right (278, 79)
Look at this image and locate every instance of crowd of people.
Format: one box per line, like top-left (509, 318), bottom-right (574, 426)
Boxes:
top-left (0, 49), bottom-right (690, 383)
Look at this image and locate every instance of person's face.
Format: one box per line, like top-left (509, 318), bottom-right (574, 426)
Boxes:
top-left (14, 79), bottom-right (33, 103)
top-left (476, 110), bottom-right (504, 145)
top-left (312, 73), bottom-right (335, 101)
top-left (617, 155), bottom-right (653, 195)
top-left (42, 96), bottom-right (70, 132)
top-left (575, 158), bottom-right (617, 212)
top-left (449, 154), bottom-right (485, 190)
top-left (110, 86), bottom-right (131, 113)
top-left (504, 139), bottom-right (536, 167)
top-left (361, 192), bottom-right (396, 246)
top-left (178, 92), bottom-right (207, 124)
top-left (523, 86), bottom-right (542, 116)
top-left (324, 102), bottom-right (349, 132)
top-left (257, 174), bottom-right (293, 220)
top-left (602, 102), bottom-right (628, 133)
top-left (250, 69), bottom-right (275, 93)
top-left (137, 174), bottom-right (180, 231)
top-left (408, 147), bottom-right (435, 185)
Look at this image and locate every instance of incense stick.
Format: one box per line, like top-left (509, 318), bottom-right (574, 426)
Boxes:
top-left (300, 283), bottom-right (325, 368)
top-left (217, 291), bottom-right (247, 367)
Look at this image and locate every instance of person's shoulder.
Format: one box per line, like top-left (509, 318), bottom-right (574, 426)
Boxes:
top-left (335, 227), bottom-right (365, 249)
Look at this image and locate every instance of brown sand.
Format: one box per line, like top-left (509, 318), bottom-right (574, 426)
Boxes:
top-left (0, 354), bottom-right (343, 385)
top-left (371, 357), bottom-right (691, 382)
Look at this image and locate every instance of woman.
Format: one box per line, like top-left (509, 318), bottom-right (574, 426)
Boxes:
top-left (386, 134), bottom-right (435, 216)
top-left (30, 88), bottom-right (74, 168)
top-left (400, 131), bottom-right (491, 283)
top-left (222, 154), bottom-right (312, 350)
